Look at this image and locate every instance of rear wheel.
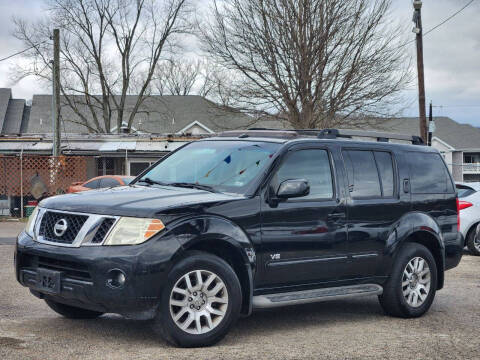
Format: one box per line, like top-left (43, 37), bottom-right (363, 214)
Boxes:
top-left (153, 252), bottom-right (242, 347)
top-left (466, 226), bottom-right (480, 256)
top-left (45, 299), bottom-right (104, 319)
top-left (379, 243), bottom-right (437, 318)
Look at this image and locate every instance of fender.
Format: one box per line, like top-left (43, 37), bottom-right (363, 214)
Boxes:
top-left (162, 215), bottom-right (256, 315)
top-left (380, 211), bottom-right (445, 288)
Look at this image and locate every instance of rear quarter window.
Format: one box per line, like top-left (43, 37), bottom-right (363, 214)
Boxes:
top-left (456, 185), bottom-right (476, 198)
top-left (409, 152), bottom-right (454, 194)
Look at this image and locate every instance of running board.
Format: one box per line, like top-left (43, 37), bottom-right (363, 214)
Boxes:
top-left (252, 284), bottom-right (383, 309)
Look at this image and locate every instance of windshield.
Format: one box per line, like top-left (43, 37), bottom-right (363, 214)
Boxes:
top-left (137, 140), bottom-right (280, 194)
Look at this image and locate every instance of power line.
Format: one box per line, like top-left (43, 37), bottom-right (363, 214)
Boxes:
top-left (0, 39), bottom-right (49, 62)
top-left (423, 0), bottom-right (476, 37)
top-left (433, 105), bottom-right (480, 108)
top-left (397, 0), bottom-right (477, 50)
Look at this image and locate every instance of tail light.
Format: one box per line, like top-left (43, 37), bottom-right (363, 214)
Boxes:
top-left (456, 198), bottom-right (472, 231)
top-left (457, 197), bottom-right (460, 231)
top-left (458, 200), bottom-right (473, 210)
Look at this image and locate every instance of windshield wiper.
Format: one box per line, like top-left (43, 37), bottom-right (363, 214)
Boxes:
top-left (137, 177), bottom-right (169, 186)
top-left (168, 182), bottom-right (217, 193)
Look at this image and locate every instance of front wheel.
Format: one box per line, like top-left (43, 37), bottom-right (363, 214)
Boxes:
top-left (379, 243), bottom-right (437, 318)
top-left (153, 252), bottom-right (242, 347)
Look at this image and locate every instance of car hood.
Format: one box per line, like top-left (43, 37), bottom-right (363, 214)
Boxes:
top-left (40, 185), bottom-right (243, 218)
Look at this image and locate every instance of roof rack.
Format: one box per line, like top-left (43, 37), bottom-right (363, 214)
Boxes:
top-left (317, 128), bottom-right (424, 145)
top-left (217, 128), bottom-right (424, 145)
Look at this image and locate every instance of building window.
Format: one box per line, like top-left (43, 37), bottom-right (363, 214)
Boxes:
top-left (97, 158), bottom-right (115, 176)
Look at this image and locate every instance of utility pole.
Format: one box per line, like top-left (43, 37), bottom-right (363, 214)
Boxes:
top-left (52, 28), bottom-right (61, 157)
top-left (412, 0), bottom-right (427, 144)
top-left (428, 101), bottom-right (433, 146)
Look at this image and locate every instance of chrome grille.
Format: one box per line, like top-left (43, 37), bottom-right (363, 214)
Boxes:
top-left (39, 211), bottom-right (88, 244)
top-left (91, 218), bottom-right (115, 244)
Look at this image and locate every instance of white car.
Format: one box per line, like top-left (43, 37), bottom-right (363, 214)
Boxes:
top-left (456, 182), bottom-right (480, 255)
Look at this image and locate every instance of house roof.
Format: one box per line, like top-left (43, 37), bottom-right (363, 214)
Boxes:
top-left (367, 117), bottom-right (480, 150)
top-left (0, 88), bottom-right (12, 132)
top-left (26, 94), bottom-right (254, 134)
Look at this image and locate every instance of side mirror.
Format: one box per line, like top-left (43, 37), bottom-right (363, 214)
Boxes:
top-left (276, 179), bottom-right (310, 199)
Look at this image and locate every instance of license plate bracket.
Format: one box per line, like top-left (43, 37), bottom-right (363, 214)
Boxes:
top-left (36, 268), bottom-right (61, 294)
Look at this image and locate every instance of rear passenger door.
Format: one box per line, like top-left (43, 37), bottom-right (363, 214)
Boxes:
top-left (342, 148), bottom-right (407, 278)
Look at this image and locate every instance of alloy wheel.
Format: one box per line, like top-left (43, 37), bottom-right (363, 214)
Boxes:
top-left (169, 269), bottom-right (229, 335)
top-left (402, 257), bottom-right (431, 308)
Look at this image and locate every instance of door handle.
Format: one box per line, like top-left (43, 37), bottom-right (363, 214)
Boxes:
top-left (403, 179), bottom-right (410, 193)
top-left (327, 212), bottom-right (346, 221)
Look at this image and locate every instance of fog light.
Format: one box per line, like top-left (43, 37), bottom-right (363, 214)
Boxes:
top-left (107, 269), bottom-right (126, 289)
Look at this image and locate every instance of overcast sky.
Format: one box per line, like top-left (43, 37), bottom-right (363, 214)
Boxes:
top-left (0, 0), bottom-right (479, 126)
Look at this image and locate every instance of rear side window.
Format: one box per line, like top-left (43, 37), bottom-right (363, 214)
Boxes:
top-left (84, 179), bottom-right (101, 189)
top-left (374, 152), bottom-right (395, 197)
top-left (273, 149), bottom-right (334, 200)
top-left (343, 150), bottom-right (396, 199)
top-left (409, 152), bottom-right (454, 194)
top-left (343, 150), bottom-right (381, 198)
top-left (100, 178), bottom-right (120, 188)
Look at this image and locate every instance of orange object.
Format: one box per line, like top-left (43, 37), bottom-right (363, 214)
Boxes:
top-left (67, 175), bottom-right (135, 193)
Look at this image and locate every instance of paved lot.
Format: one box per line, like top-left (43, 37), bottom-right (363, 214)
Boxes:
top-left (1, 235), bottom-right (479, 359)
top-left (0, 221), bottom-right (23, 245)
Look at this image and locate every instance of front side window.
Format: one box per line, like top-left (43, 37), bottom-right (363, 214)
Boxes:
top-left (271, 149), bottom-right (334, 200)
top-left (409, 152), bottom-right (454, 194)
top-left (138, 140), bottom-right (280, 194)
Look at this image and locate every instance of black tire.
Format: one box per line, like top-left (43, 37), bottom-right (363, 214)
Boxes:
top-left (466, 226), bottom-right (480, 256)
top-left (45, 299), bottom-right (104, 319)
top-left (152, 251), bottom-right (242, 348)
top-left (378, 242), bottom-right (437, 318)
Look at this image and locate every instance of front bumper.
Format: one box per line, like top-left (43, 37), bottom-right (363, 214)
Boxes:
top-left (444, 232), bottom-right (464, 271)
top-left (15, 231), bottom-right (181, 319)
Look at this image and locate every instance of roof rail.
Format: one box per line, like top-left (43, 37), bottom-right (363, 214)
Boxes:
top-left (317, 128), bottom-right (424, 145)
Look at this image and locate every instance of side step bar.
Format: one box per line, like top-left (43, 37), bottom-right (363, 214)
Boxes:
top-left (252, 284), bottom-right (383, 309)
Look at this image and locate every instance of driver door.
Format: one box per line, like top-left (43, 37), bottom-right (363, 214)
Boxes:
top-left (258, 146), bottom-right (349, 289)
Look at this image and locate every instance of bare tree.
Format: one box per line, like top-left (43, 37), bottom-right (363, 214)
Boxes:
top-left (200, 0), bottom-right (412, 129)
top-left (12, 0), bottom-right (191, 133)
top-left (155, 58), bottom-right (201, 95)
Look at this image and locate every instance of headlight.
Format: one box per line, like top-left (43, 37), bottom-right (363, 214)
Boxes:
top-left (25, 206), bottom-right (39, 237)
top-left (103, 217), bottom-right (165, 246)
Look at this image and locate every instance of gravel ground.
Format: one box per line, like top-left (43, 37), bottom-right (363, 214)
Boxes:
top-left (1, 242), bottom-right (479, 360)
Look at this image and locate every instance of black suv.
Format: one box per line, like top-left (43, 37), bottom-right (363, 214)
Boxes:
top-left (15, 129), bottom-right (463, 347)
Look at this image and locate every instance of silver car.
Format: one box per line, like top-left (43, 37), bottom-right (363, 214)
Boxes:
top-left (456, 182), bottom-right (480, 255)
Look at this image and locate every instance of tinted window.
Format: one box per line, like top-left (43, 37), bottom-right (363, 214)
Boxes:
top-left (343, 150), bottom-right (381, 198)
top-left (101, 178), bottom-right (120, 188)
top-left (273, 149), bottom-right (333, 200)
top-left (409, 152), bottom-right (453, 194)
top-left (374, 151), bottom-right (395, 197)
top-left (84, 179), bottom-right (101, 189)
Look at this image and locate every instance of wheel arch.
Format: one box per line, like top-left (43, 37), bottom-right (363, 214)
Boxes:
top-left (166, 216), bottom-right (255, 316)
top-left (384, 212), bottom-right (445, 290)
top-left (403, 230), bottom-right (444, 290)
top-left (464, 221), bottom-right (479, 246)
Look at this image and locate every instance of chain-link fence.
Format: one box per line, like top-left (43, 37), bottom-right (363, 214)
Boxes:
top-left (0, 155), bottom-right (88, 217)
